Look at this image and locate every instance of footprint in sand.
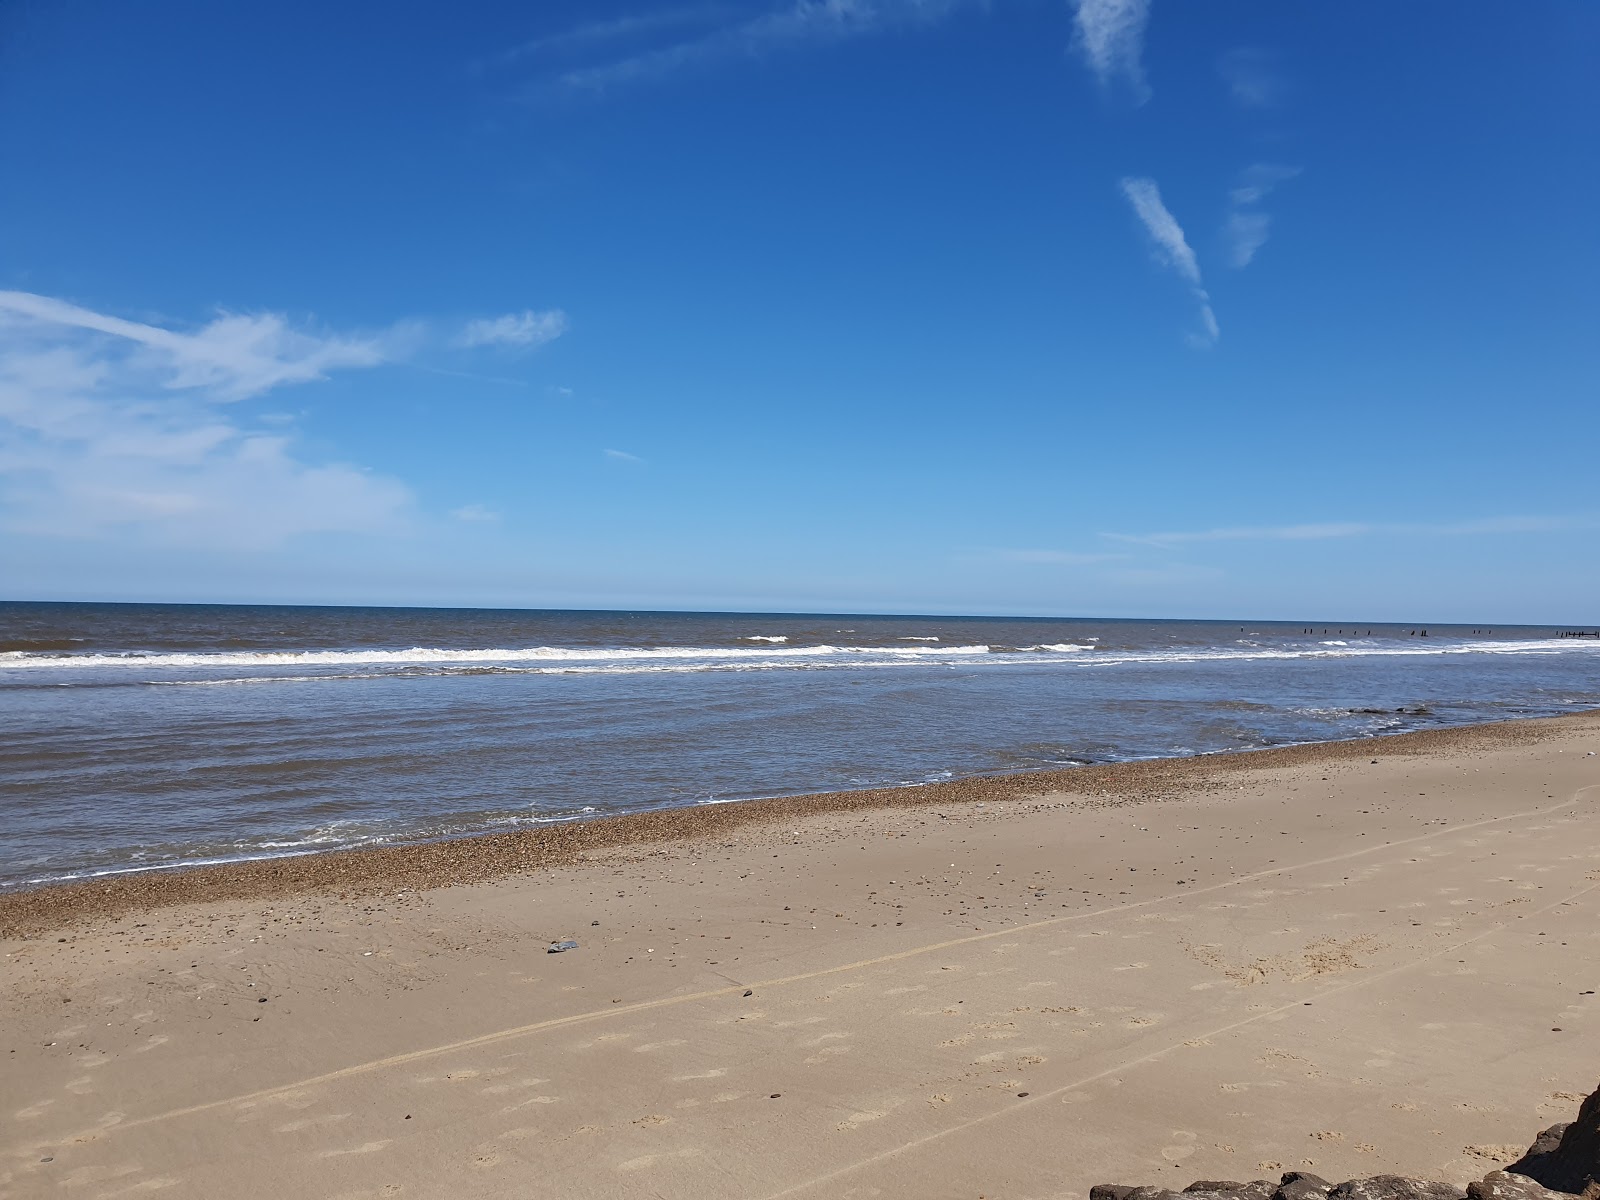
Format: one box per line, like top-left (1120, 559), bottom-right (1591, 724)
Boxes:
top-left (617, 1148), bottom-right (703, 1173)
top-left (275, 1112), bottom-right (351, 1133)
top-left (805, 1045), bottom-right (851, 1064)
top-left (803, 1032), bottom-right (850, 1047)
top-left (319, 1140), bottom-right (392, 1159)
top-left (1161, 1131), bottom-right (1198, 1162)
top-left (499, 1094), bottom-right (560, 1111)
top-left (837, 1106), bottom-right (895, 1131)
top-left (673, 1068), bottom-right (728, 1081)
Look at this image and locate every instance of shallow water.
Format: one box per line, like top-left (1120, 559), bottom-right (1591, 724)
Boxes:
top-left (2, 602), bottom-right (1597, 886)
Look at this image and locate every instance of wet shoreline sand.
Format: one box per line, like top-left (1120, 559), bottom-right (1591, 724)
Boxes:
top-left (1, 711), bottom-right (1589, 937)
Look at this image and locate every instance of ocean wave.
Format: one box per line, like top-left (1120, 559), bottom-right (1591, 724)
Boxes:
top-left (741, 635), bottom-right (789, 643)
top-left (0, 642), bottom-right (997, 669)
top-left (2, 637), bottom-right (1597, 679)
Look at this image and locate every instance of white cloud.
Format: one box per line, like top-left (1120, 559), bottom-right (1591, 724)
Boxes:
top-left (1071, 0), bottom-right (1151, 102)
top-left (0, 291), bottom-right (412, 547)
top-left (603, 448), bottom-right (642, 462)
top-left (1224, 163), bottom-right (1300, 268)
top-left (455, 309), bottom-right (568, 350)
top-left (1106, 516), bottom-right (1592, 547)
top-left (1224, 211), bottom-right (1271, 270)
top-left (0, 290), bottom-right (387, 401)
top-left (1119, 178), bottom-right (1200, 285)
top-left (1118, 177), bottom-right (1218, 347)
top-left (450, 504), bottom-right (501, 523)
top-left (1217, 47), bottom-right (1283, 109)
top-left (541, 0), bottom-right (976, 92)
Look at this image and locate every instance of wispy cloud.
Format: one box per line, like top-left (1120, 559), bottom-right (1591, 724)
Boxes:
top-left (1071, 0), bottom-right (1151, 102)
top-left (1224, 163), bottom-right (1300, 268)
top-left (455, 309), bottom-right (568, 350)
top-left (1217, 46), bottom-right (1283, 109)
top-left (992, 549), bottom-right (1127, 566)
top-left (524, 0), bottom-right (975, 93)
top-left (1106, 516), bottom-right (1592, 547)
top-left (604, 448), bottom-right (642, 462)
top-left (1118, 177), bottom-right (1218, 347)
top-left (450, 504), bottom-right (501, 523)
top-left (0, 293), bottom-right (415, 547)
top-left (498, 7), bottom-right (730, 64)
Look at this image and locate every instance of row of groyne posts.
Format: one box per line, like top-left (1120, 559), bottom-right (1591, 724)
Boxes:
top-left (1297, 628), bottom-right (1426, 636)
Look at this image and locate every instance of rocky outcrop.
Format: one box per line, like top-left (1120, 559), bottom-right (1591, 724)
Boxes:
top-left (1506, 1088), bottom-right (1600, 1195)
top-left (1092, 1084), bottom-right (1600, 1200)
top-left (1468, 1172), bottom-right (1577, 1200)
top-left (1328, 1178), bottom-right (1465, 1200)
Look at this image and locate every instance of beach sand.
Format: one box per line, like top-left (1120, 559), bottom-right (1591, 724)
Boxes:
top-left (4, 712), bottom-right (1600, 1199)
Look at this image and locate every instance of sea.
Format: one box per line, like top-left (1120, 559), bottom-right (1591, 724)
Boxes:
top-left (2, 602), bottom-right (1598, 889)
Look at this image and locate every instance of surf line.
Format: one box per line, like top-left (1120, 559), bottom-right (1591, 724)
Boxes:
top-left (28, 781), bottom-right (1598, 1152)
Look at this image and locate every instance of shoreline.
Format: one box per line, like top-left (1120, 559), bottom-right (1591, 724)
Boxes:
top-left (3, 709), bottom-right (1589, 938)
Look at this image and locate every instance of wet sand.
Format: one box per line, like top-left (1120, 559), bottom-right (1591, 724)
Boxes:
top-left (4, 712), bottom-right (1600, 1198)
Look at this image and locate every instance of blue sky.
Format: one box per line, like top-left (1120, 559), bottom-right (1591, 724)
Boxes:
top-left (1, 1), bottom-right (1596, 621)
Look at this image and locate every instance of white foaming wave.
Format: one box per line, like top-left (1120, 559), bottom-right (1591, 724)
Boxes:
top-left (0, 642), bottom-right (997, 670)
top-left (899, 635), bottom-right (940, 641)
top-left (742, 635), bottom-right (789, 643)
top-left (4, 637), bottom-right (1597, 678)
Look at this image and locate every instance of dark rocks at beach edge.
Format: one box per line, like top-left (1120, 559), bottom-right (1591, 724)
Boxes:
top-left (1091, 1083), bottom-right (1600, 1200)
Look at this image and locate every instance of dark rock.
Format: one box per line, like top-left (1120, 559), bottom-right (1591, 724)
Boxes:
top-left (1467, 1171), bottom-right (1574, 1200)
top-left (1508, 1088), bottom-right (1600, 1195)
top-left (1276, 1173), bottom-right (1334, 1200)
top-left (1327, 1177), bottom-right (1466, 1200)
top-left (1219, 1182), bottom-right (1276, 1200)
top-left (1090, 1187), bottom-right (1140, 1200)
top-left (1187, 1184), bottom-right (1248, 1194)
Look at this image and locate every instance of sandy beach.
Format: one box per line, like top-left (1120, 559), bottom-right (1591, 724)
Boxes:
top-left (5, 712), bottom-right (1600, 1199)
